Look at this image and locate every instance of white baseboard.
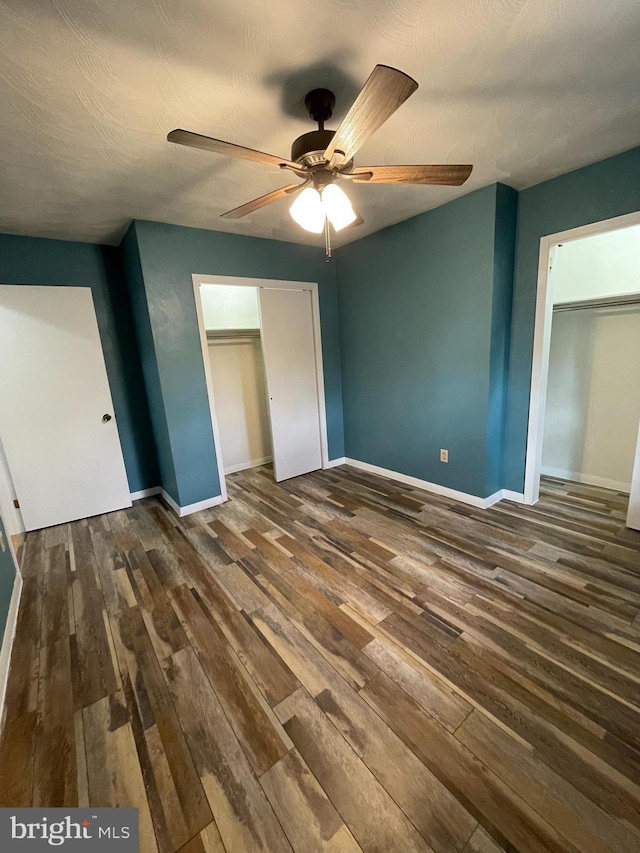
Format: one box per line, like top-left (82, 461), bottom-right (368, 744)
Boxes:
top-left (131, 485), bottom-right (224, 517)
top-left (541, 467), bottom-right (630, 493)
top-left (224, 456), bottom-right (272, 475)
top-left (324, 457), bottom-right (346, 469)
top-left (0, 571), bottom-right (23, 735)
top-left (343, 458), bottom-right (511, 509)
top-left (130, 487), bottom-right (161, 500)
top-left (496, 489), bottom-right (527, 504)
top-left (160, 489), bottom-right (225, 517)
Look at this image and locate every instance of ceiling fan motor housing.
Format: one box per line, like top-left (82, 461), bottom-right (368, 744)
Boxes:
top-left (291, 129), bottom-right (336, 167)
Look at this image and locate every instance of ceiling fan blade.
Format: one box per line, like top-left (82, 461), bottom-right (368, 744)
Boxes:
top-left (324, 65), bottom-right (418, 164)
top-left (351, 164), bottom-right (473, 186)
top-left (168, 129), bottom-right (300, 170)
top-left (220, 183), bottom-right (303, 219)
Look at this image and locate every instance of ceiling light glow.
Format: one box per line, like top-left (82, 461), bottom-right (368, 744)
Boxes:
top-left (289, 182), bottom-right (356, 234)
top-left (289, 187), bottom-right (325, 233)
top-left (321, 184), bottom-right (356, 231)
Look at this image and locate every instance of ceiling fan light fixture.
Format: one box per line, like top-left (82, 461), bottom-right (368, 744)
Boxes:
top-left (321, 183), bottom-right (356, 231)
top-left (289, 187), bottom-right (325, 233)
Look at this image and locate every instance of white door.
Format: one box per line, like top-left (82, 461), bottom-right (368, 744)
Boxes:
top-left (258, 288), bottom-right (322, 481)
top-left (0, 285), bottom-right (132, 530)
top-left (627, 421), bottom-right (640, 530)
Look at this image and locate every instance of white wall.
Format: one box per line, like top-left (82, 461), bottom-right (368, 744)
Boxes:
top-left (208, 338), bottom-right (271, 474)
top-left (201, 284), bottom-right (260, 330)
top-left (542, 307), bottom-right (640, 491)
top-left (553, 223), bottom-right (640, 304)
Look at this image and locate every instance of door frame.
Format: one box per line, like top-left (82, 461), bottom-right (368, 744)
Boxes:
top-left (523, 208), bottom-right (640, 504)
top-left (192, 274), bottom-right (330, 500)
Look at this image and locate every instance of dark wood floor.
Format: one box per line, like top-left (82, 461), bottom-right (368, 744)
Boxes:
top-left (1, 466), bottom-right (640, 852)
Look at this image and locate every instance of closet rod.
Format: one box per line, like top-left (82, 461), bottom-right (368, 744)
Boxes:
top-left (206, 328), bottom-right (260, 340)
top-left (553, 294), bottom-right (640, 313)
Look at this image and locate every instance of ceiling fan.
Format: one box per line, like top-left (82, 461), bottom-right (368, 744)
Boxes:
top-left (168, 65), bottom-right (472, 256)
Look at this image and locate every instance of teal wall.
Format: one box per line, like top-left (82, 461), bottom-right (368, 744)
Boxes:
top-left (486, 184), bottom-right (519, 494)
top-left (120, 226), bottom-right (178, 499)
top-left (504, 146), bottom-right (640, 491)
top-left (127, 220), bottom-right (345, 507)
top-left (0, 511), bottom-right (16, 650)
top-left (3, 145), bottom-right (638, 509)
top-left (337, 184), bottom-right (516, 499)
top-left (0, 233), bottom-right (158, 493)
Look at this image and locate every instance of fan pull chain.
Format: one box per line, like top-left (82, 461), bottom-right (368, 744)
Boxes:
top-left (324, 217), bottom-right (332, 259)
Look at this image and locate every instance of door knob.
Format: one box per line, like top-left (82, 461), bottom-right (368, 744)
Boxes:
top-left (102, 413), bottom-right (112, 423)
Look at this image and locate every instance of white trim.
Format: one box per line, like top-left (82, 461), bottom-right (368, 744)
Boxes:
top-left (160, 489), bottom-right (224, 518)
top-left (224, 456), bottom-right (272, 475)
top-left (307, 285), bottom-right (330, 470)
top-left (130, 487), bottom-right (161, 500)
top-left (524, 209), bottom-right (640, 505)
top-left (192, 278), bottom-right (229, 503)
top-left (483, 490), bottom-right (505, 508)
top-left (192, 274), bottom-right (330, 496)
top-left (0, 566), bottom-right (23, 734)
top-left (541, 467), bottom-right (630, 493)
top-left (500, 489), bottom-right (527, 504)
top-left (344, 458), bottom-right (506, 509)
top-left (324, 457), bottom-right (346, 469)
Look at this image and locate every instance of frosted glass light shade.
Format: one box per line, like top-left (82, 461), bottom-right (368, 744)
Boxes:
top-left (321, 183), bottom-right (356, 231)
top-left (289, 187), bottom-right (325, 233)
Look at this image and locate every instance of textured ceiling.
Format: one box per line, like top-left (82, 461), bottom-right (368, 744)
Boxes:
top-left (0, 0), bottom-right (639, 249)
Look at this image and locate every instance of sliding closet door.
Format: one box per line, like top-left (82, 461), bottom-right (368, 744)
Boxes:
top-left (628, 422), bottom-right (640, 530)
top-left (258, 288), bottom-right (322, 481)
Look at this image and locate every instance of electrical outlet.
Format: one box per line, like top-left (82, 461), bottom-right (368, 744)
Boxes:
top-left (440, 449), bottom-right (448, 463)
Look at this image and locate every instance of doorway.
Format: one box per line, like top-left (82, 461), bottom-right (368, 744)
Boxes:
top-left (524, 212), bottom-right (640, 529)
top-left (192, 274), bottom-right (329, 498)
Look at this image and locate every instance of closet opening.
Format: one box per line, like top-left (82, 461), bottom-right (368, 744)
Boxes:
top-left (192, 274), bottom-right (329, 500)
top-left (525, 214), bottom-right (640, 529)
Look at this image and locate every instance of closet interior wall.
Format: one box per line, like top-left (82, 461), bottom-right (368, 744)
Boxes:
top-left (202, 285), bottom-right (272, 475)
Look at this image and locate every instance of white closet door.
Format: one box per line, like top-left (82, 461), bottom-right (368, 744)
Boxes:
top-left (0, 285), bottom-right (132, 531)
top-left (627, 422), bottom-right (640, 530)
top-left (258, 288), bottom-right (322, 481)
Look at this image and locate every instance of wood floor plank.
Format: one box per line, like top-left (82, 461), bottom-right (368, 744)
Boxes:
top-left (69, 520), bottom-right (118, 710)
top-left (33, 634), bottom-right (77, 807)
top-left (3, 573), bottom-right (42, 722)
top-left (2, 470), bottom-right (640, 853)
top-left (83, 693), bottom-right (158, 853)
top-left (360, 671), bottom-right (582, 853)
top-left (170, 585), bottom-right (290, 775)
top-left (164, 646), bottom-right (293, 853)
top-left (456, 710), bottom-right (640, 852)
top-left (124, 544), bottom-right (189, 659)
top-left (0, 711), bottom-right (38, 806)
top-left (118, 605), bottom-right (213, 841)
top-left (314, 678), bottom-right (477, 851)
top-left (180, 554), bottom-right (300, 707)
top-left (362, 638), bottom-right (472, 732)
top-left (176, 822), bottom-right (226, 853)
top-left (276, 687), bottom-right (435, 853)
top-left (463, 825), bottom-right (506, 852)
top-left (260, 749), bottom-right (363, 853)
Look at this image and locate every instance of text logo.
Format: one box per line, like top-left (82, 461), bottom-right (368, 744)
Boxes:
top-left (0, 809), bottom-right (138, 850)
